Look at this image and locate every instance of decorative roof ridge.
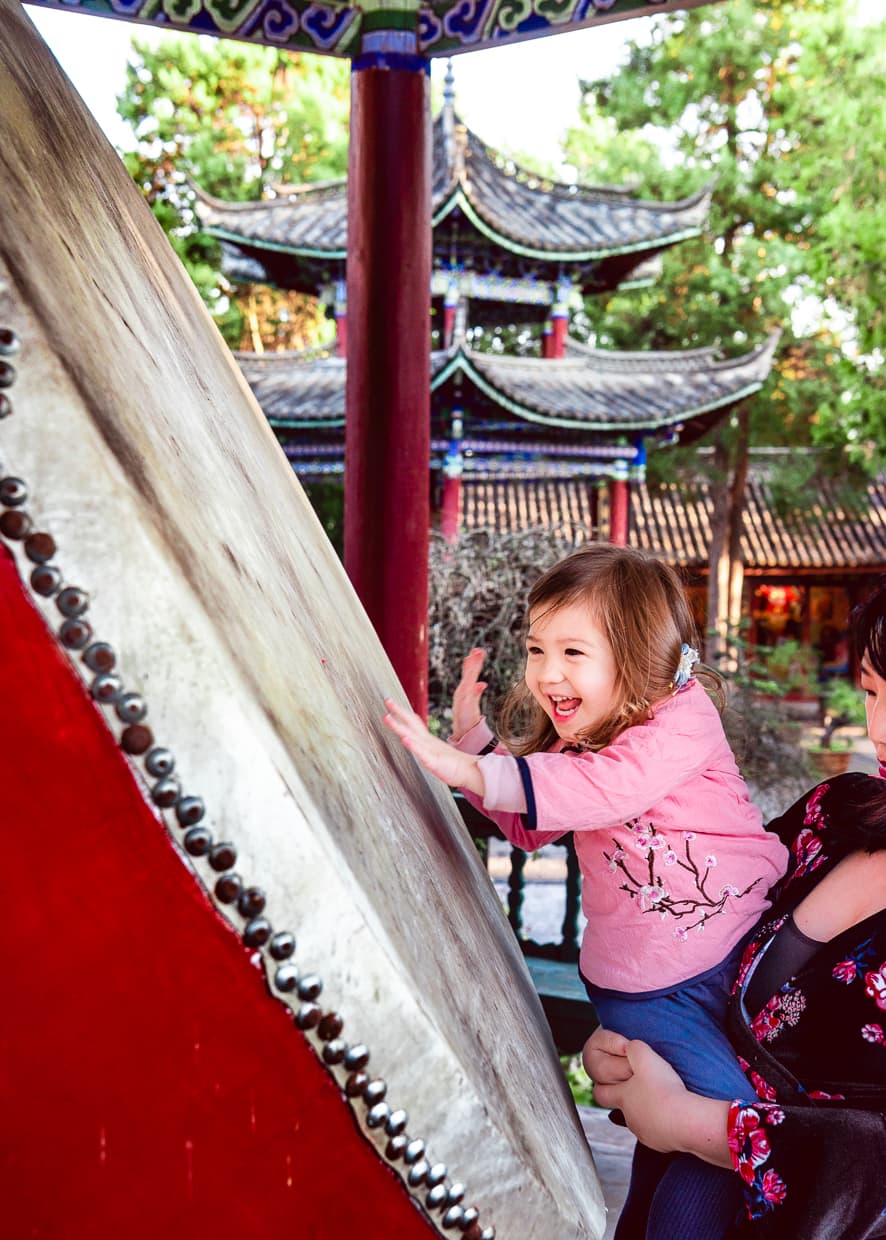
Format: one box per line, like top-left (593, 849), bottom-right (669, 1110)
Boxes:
top-left (459, 124), bottom-right (714, 218)
top-left (190, 176), bottom-right (346, 214)
top-left (564, 335), bottom-right (720, 365)
top-left (235, 346), bottom-right (342, 367)
top-left (465, 330), bottom-right (780, 376)
top-left (653, 452), bottom-right (884, 491)
top-left (193, 111), bottom-right (711, 226)
top-left (236, 349), bottom-right (458, 382)
top-left (460, 122), bottom-right (638, 201)
top-left (696, 445), bottom-right (823, 459)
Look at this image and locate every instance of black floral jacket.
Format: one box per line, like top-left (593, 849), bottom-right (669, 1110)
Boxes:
top-left (725, 774), bottom-right (886, 1238)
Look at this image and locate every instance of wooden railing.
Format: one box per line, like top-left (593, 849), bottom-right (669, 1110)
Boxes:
top-left (455, 795), bottom-right (598, 1054)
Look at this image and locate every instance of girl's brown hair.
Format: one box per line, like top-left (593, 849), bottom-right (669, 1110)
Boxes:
top-left (498, 543), bottom-right (723, 755)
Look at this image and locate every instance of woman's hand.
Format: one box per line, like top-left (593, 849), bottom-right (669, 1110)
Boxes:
top-left (451, 648), bottom-right (488, 741)
top-left (384, 698), bottom-right (485, 795)
top-left (582, 1028), bottom-right (732, 1167)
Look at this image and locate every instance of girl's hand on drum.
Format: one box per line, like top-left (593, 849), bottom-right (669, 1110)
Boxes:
top-left (451, 648), bottom-right (488, 741)
top-left (384, 698), bottom-right (485, 795)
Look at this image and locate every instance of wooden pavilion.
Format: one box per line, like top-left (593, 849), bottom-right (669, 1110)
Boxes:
top-left (201, 84), bottom-right (777, 606)
top-left (235, 332), bottom-right (778, 530)
top-left (195, 84), bottom-right (712, 334)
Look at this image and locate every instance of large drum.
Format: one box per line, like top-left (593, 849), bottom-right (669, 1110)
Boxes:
top-left (0, 5), bottom-right (605, 1236)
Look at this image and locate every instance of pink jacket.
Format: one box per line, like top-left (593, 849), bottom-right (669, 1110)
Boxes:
top-left (455, 681), bottom-right (789, 993)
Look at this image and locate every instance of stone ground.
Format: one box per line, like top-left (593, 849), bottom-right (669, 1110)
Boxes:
top-left (491, 732), bottom-right (879, 1238)
top-left (578, 1106), bottom-right (635, 1239)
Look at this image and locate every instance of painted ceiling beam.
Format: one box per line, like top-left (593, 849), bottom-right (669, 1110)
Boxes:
top-left (25, 0), bottom-right (725, 60)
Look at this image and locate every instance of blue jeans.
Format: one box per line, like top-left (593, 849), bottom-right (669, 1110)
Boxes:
top-left (583, 938), bottom-right (753, 1101)
top-left (583, 943), bottom-right (752, 1239)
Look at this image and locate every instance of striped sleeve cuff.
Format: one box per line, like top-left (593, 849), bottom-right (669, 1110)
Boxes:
top-left (477, 753), bottom-right (531, 817)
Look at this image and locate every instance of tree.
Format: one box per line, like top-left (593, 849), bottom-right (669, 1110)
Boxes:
top-left (117, 36), bottom-right (349, 349)
top-left (563, 0), bottom-right (886, 652)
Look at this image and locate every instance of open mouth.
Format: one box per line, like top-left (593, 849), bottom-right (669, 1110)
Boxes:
top-left (549, 695), bottom-right (581, 721)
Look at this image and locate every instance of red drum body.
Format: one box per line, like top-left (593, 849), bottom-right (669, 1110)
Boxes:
top-left (0, 5), bottom-right (604, 1236)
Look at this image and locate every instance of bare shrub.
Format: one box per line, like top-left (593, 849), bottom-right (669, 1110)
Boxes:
top-left (428, 526), bottom-right (579, 730)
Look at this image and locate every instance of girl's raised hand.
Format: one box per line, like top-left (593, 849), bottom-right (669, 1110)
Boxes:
top-left (451, 647), bottom-right (488, 741)
top-left (383, 698), bottom-right (484, 796)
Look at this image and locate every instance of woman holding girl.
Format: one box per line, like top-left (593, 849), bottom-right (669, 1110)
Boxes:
top-left (385, 543), bottom-right (788, 1237)
top-left (585, 576), bottom-right (886, 1238)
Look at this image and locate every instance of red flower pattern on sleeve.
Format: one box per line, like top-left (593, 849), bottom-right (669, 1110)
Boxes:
top-left (727, 1102), bottom-right (788, 1220)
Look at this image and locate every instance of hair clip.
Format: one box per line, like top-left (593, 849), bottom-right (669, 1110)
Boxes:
top-left (673, 643), bottom-right (699, 692)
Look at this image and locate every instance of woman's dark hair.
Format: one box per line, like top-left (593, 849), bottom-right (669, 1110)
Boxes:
top-left (821, 774), bottom-right (886, 853)
top-left (850, 575), bottom-right (886, 678)
top-left (824, 576), bottom-right (886, 850)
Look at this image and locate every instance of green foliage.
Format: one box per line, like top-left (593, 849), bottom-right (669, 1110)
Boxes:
top-left (562, 0), bottom-right (886, 488)
top-left (762, 639), bottom-right (820, 696)
top-left (819, 675), bottom-right (866, 747)
top-left (116, 36), bottom-right (349, 345)
top-left (710, 623), bottom-right (784, 697)
top-left (561, 1054), bottom-right (596, 1107)
top-left (823, 677), bottom-right (866, 728)
top-left (709, 625), bottom-right (815, 790)
top-left (301, 479), bottom-right (344, 558)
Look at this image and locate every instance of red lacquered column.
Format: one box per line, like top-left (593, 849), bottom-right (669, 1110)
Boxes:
top-left (443, 279), bottom-right (458, 349)
top-left (608, 464), bottom-right (631, 546)
top-left (541, 318), bottom-right (553, 358)
top-left (345, 40), bottom-right (431, 716)
top-left (549, 281), bottom-right (569, 358)
top-left (334, 278), bottom-right (348, 358)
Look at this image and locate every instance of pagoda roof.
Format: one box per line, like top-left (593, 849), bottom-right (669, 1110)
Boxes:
top-left (237, 332), bottom-right (778, 443)
top-left (431, 115), bottom-right (710, 263)
top-left (196, 109), bottom-right (710, 295)
top-left (460, 457), bottom-right (886, 573)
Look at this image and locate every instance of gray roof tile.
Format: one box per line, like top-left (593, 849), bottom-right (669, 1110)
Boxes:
top-left (461, 464), bottom-right (886, 571)
top-left (238, 334), bottom-right (777, 437)
top-left (196, 109), bottom-right (709, 283)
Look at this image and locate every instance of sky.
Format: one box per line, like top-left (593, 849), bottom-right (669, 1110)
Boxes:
top-left (25, 4), bottom-right (635, 166)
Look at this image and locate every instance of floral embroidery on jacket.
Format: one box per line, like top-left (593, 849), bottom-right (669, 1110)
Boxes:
top-left (790, 827), bottom-right (825, 879)
top-left (728, 1102), bottom-right (787, 1220)
top-left (865, 962), bottom-right (886, 1012)
top-left (831, 938), bottom-right (877, 985)
top-left (785, 782), bottom-right (832, 884)
top-left (737, 1054), bottom-right (778, 1102)
top-left (803, 782), bottom-right (830, 829)
top-left (726, 778), bottom-right (886, 1235)
top-left (602, 819), bottom-right (763, 937)
top-left (750, 985), bottom-right (807, 1043)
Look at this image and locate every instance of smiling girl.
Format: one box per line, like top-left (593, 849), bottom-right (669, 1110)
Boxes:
top-left (384, 544), bottom-right (788, 1238)
top-left (583, 574), bottom-right (886, 1240)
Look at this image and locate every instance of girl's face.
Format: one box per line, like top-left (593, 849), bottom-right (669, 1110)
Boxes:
top-left (860, 653), bottom-right (886, 777)
top-left (525, 599), bottom-right (619, 742)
